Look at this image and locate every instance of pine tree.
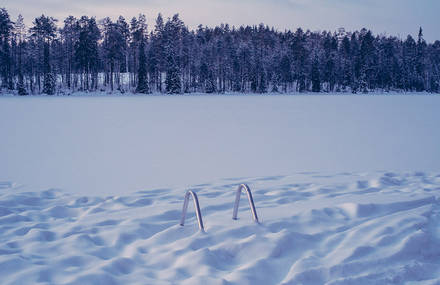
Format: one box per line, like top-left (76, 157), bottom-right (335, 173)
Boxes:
top-left (200, 62), bottom-right (216, 93)
top-left (165, 48), bottom-right (181, 94)
top-left (14, 15), bottom-right (27, 95)
top-left (129, 15), bottom-right (146, 89)
top-left (258, 70), bottom-right (267, 93)
top-left (338, 35), bottom-right (352, 90)
top-left (1, 7), bottom-right (440, 96)
top-left (291, 28), bottom-right (308, 92)
top-left (74, 16), bottom-right (100, 91)
top-left (416, 27), bottom-right (427, 91)
top-left (30, 15), bottom-right (57, 94)
top-left (311, 54), bottom-right (321, 92)
top-left (152, 14), bottom-right (165, 92)
top-left (322, 33), bottom-right (338, 91)
top-left (403, 35), bottom-right (417, 91)
top-left (102, 17), bottom-right (126, 92)
top-left (42, 43), bottom-right (55, 94)
top-left (164, 14), bottom-right (183, 94)
top-left (136, 36), bottom-right (149, 93)
top-left (60, 16), bottom-right (78, 90)
top-left (0, 8), bottom-right (13, 90)
top-left (279, 54), bottom-right (291, 92)
top-left (350, 32), bottom-right (361, 93)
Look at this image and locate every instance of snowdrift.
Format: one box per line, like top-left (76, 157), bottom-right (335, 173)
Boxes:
top-left (1, 172), bottom-right (439, 284)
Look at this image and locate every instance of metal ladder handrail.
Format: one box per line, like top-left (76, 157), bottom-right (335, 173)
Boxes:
top-left (180, 190), bottom-right (205, 232)
top-left (232, 184), bottom-right (259, 223)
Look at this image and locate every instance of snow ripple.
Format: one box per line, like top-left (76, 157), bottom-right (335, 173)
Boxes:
top-left (0, 172), bottom-right (439, 284)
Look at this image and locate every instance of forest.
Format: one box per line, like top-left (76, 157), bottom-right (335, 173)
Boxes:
top-left (0, 7), bottom-right (439, 95)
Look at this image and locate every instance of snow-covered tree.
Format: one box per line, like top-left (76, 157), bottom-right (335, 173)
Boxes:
top-left (0, 8), bottom-right (13, 89)
top-left (30, 15), bottom-right (57, 95)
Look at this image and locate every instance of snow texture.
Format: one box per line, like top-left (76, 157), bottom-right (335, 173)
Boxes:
top-left (1, 94), bottom-right (440, 284)
top-left (0, 172), bottom-right (440, 284)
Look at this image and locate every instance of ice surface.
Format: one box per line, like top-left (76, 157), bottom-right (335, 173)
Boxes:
top-left (1, 94), bottom-right (439, 195)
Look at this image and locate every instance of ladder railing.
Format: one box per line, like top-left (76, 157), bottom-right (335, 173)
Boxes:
top-left (180, 190), bottom-right (205, 232)
top-left (179, 184), bottom-right (259, 232)
top-left (232, 184), bottom-right (259, 223)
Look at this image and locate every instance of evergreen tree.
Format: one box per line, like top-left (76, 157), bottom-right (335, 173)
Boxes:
top-left (129, 14), bottom-right (146, 88)
top-left (403, 35), bottom-right (417, 91)
top-left (428, 41), bottom-right (440, 92)
top-left (152, 13), bottom-right (165, 92)
top-left (338, 35), bottom-right (352, 90)
top-left (311, 54), bottom-right (321, 92)
top-left (0, 8), bottom-right (13, 89)
top-left (165, 47), bottom-right (181, 94)
top-left (136, 36), bottom-right (149, 93)
top-left (60, 16), bottom-right (78, 90)
top-left (0, 7), bottom-right (439, 96)
top-left (14, 15), bottom-right (27, 95)
top-left (30, 15), bottom-right (57, 94)
top-left (350, 32), bottom-right (361, 93)
top-left (75, 16), bottom-right (100, 91)
top-left (102, 17), bottom-right (126, 91)
top-left (359, 30), bottom-right (377, 92)
top-left (279, 54), bottom-right (292, 92)
top-left (322, 32), bottom-right (337, 91)
top-left (416, 27), bottom-right (427, 91)
top-left (290, 28), bottom-right (308, 92)
top-left (164, 14), bottom-right (183, 94)
top-left (42, 43), bottom-right (55, 94)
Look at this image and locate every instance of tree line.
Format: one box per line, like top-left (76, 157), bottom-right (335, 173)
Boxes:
top-left (0, 7), bottom-right (439, 95)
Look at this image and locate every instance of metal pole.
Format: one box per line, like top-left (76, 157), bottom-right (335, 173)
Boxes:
top-left (232, 184), bottom-right (259, 223)
top-left (180, 190), bottom-right (205, 232)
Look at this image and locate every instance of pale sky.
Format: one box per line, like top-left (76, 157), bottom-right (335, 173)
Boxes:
top-left (3, 0), bottom-right (440, 42)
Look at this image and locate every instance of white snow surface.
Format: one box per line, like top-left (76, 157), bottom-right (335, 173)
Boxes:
top-left (0, 172), bottom-right (440, 284)
top-left (1, 94), bottom-right (440, 284)
top-left (1, 94), bottom-right (440, 195)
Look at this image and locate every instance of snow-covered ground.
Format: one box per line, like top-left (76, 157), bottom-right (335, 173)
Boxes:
top-left (1, 94), bottom-right (440, 284)
top-left (1, 172), bottom-right (440, 284)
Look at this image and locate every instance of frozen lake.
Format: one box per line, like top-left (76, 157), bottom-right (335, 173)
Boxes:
top-left (1, 94), bottom-right (440, 195)
top-left (1, 94), bottom-right (440, 284)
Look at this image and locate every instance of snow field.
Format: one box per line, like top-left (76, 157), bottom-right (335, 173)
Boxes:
top-left (1, 172), bottom-right (440, 284)
top-left (1, 94), bottom-right (440, 284)
top-left (1, 95), bottom-right (440, 195)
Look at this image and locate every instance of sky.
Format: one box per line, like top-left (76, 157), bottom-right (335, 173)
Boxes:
top-left (2, 0), bottom-right (440, 42)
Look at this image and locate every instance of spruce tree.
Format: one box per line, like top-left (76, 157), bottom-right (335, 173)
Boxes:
top-left (60, 16), bottom-right (78, 90)
top-left (164, 15), bottom-right (183, 94)
top-left (42, 42), bottom-right (55, 95)
top-left (136, 37), bottom-right (149, 93)
top-left (0, 8), bottom-right (13, 89)
top-left (15, 15), bottom-right (27, 95)
top-left (339, 35), bottom-right (352, 90)
top-left (279, 54), bottom-right (291, 92)
top-left (153, 14), bottom-right (165, 92)
top-left (30, 15), bottom-right (57, 94)
top-left (75, 16), bottom-right (100, 91)
top-left (200, 62), bottom-right (215, 93)
top-left (311, 55), bottom-right (321, 92)
top-left (416, 27), bottom-right (427, 91)
top-left (102, 18), bottom-right (126, 92)
top-left (0, 7), bottom-right (439, 96)
top-left (165, 50), bottom-right (181, 94)
top-left (258, 71), bottom-right (267, 93)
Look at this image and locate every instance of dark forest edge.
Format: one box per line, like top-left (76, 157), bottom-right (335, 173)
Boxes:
top-left (0, 8), bottom-right (439, 96)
